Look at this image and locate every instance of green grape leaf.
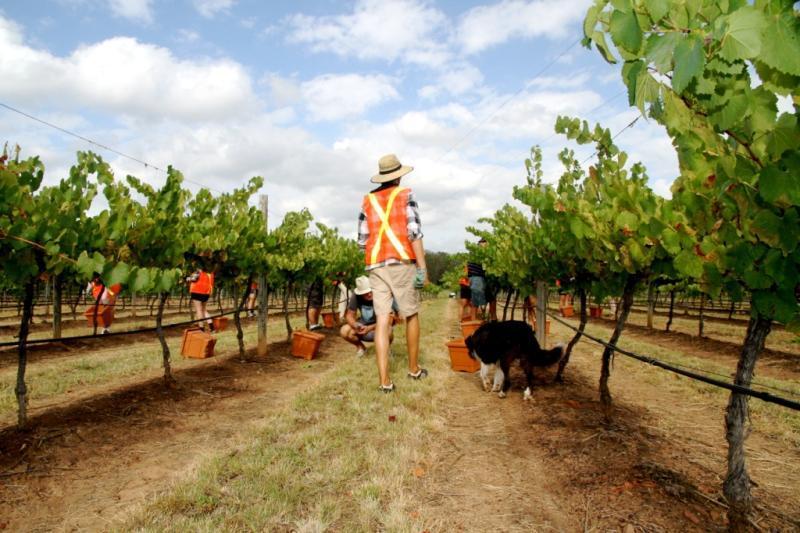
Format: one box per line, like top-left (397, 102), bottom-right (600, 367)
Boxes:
top-left (660, 228), bottom-right (681, 255)
top-left (719, 6), bottom-right (766, 61)
top-left (627, 238), bottom-right (646, 265)
top-left (609, 8), bottom-right (642, 54)
top-left (616, 211), bottom-right (639, 232)
top-left (754, 60), bottom-right (800, 96)
top-left (644, 0), bottom-right (669, 22)
top-left (584, 3), bottom-right (600, 39)
top-left (674, 249), bottom-right (704, 278)
top-left (748, 86), bottom-right (778, 133)
top-left (645, 32), bottom-right (681, 73)
top-left (758, 11), bottom-right (800, 76)
top-left (76, 251), bottom-right (105, 280)
top-left (767, 113), bottom-right (800, 159)
top-left (743, 268), bottom-right (773, 289)
top-left (592, 31), bottom-right (618, 64)
top-left (759, 165), bottom-right (800, 208)
top-left (129, 267), bottom-right (152, 292)
top-left (634, 66), bottom-right (662, 113)
top-left (106, 261), bottom-right (130, 287)
top-left (708, 92), bottom-right (750, 131)
top-left (672, 35), bottom-right (705, 93)
top-left (751, 209), bottom-right (782, 249)
top-left (753, 288), bottom-right (798, 323)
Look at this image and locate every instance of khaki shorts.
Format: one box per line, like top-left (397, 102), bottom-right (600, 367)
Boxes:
top-left (369, 263), bottom-right (420, 318)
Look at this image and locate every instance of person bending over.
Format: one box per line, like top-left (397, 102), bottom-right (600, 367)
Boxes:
top-left (339, 276), bottom-right (396, 357)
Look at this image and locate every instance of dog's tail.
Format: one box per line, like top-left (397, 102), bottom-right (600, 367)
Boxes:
top-left (541, 343), bottom-right (566, 366)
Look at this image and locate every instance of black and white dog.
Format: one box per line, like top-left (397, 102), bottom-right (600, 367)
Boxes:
top-left (465, 321), bottom-right (564, 400)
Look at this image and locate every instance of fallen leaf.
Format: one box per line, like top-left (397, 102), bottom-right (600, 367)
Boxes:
top-left (699, 484), bottom-right (715, 494)
top-left (409, 511), bottom-right (419, 519)
top-left (683, 510), bottom-right (700, 524)
top-left (412, 467), bottom-right (425, 478)
top-left (564, 400), bottom-right (582, 409)
top-left (611, 481), bottom-right (635, 495)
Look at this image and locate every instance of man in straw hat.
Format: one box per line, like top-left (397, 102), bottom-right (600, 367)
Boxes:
top-left (358, 154), bottom-right (429, 393)
top-left (339, 275), bottom-right (396, 357)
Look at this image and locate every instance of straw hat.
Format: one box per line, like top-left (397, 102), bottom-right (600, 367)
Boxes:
top-left (353, 276), bottom-right (371, 295)
top-left (371, 153), bottom-right (414, 183)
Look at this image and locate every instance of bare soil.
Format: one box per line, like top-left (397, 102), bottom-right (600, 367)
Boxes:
top-left (1, 301), bottom-right (798, 532)
top-left (0, 334), bottom-right (347, 532)
top-left (588, 314), bottom-right (800, 381)
top-left (415, 305), bottom-right (799, 532)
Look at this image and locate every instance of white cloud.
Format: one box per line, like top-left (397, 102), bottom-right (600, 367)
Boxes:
top-left (457, 0), bottom-right (592, 54)
top-left (529, 72), bottom-right (591, 90)
top-left (108, 0), bottom-right (153, 24)
top-left (261, 73), bottom-right (302, 107)
top-left (0, 21), bottom-right (260, 121)
top-left (285, 0), bottom-right (451, 67)
top-left (193, 0), bottom-right (236, 19)
top-left (175, 29), bottom-right (201, 43)
top-left (419, 63), bottom-right (484, 99)
top-left (473, 89), bottom-right (605, 141)
top-left (301, 74), bottom-right (400, 121)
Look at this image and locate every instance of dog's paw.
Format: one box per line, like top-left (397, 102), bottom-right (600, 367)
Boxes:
top-left (523, 387), bottom-right (533, 401)
top-left (482, 378), bottom-right (492, 392)
top-left (491, 384), bottom-right (501, 393)
top-left (497, 390), bottom-right (506, 399)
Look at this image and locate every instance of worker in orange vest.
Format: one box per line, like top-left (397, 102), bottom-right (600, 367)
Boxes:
top-left (187, 267), bottom-right (215, 332)
top-left (86, 273), bottom-right (122, 334)
top-left (357, 153), bottom-right (429, 393)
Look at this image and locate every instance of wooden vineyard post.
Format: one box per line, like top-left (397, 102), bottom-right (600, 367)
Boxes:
top-left (535, 281), bottom-right (547, 348)
top-left (257, 194), bottom-right (269, 357)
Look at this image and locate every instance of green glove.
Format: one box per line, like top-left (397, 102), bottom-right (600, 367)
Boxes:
top-left (414, 268), bottom-right (426, 289)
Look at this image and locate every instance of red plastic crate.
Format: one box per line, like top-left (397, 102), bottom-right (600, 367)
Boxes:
top-left (291, 330), bottom-right (325, 360)
top-left (84, 305), bottom-right (114, 328)
top-left (181, 328), bottom-right (216, 359)
top-left (446, 338), bottom-right (480, 373)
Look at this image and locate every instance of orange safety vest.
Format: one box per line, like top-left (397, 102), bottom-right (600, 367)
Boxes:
top-left (190, 271), bottom-right (214, 295)
top-left (91, 280), bottom-right (104, 300)
top-left (362, 186), bottom-right (416, 267)
top-left (91, 282), bottom-right (121, 302)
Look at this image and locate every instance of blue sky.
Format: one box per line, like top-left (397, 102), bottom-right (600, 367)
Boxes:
top-left (1, 0), bottom-right (679, 252)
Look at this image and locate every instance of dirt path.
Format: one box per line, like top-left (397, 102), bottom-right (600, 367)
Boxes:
top-left (414, 304), bottom-right (568, 531)
top-left (417, 305), bottom-right (799, 532)
top-left (0, 331), bottom-right (349, 532)
top-left (2, 302), bottom-right (797, 531)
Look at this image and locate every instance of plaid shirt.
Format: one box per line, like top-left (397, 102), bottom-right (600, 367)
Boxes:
top-left (358, 186), bottom-right (423, 270)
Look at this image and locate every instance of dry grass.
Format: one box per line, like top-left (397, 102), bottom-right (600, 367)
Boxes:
top-left (122, 298), bottom-right (450, 532)
top-left (0, 314), bottom-right (297, 424)
top-left (549, 318), bottom-right (800, 522)
top-left (611, 308), bottom-right (799, 355)
top-left (557, 320), bottom-right (800, 443)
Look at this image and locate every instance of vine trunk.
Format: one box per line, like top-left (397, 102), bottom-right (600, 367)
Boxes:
top-left (723, 313), bottom-right (771, 532)
top-left (155, 292), bottom-right (173, 385)
top-left (15, 281), bottom-right (35, 429)
top-left (599, 276), bottom-right (637, 418)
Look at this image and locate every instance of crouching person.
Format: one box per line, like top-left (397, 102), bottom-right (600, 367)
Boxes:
top-left (339, 276), bottom-right (394, 357)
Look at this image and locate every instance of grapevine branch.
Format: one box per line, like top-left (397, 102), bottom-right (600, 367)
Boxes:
top-left (0, 230), bottom-right (78, 265)
top-left (676, 94), bottom-right (764, 168)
